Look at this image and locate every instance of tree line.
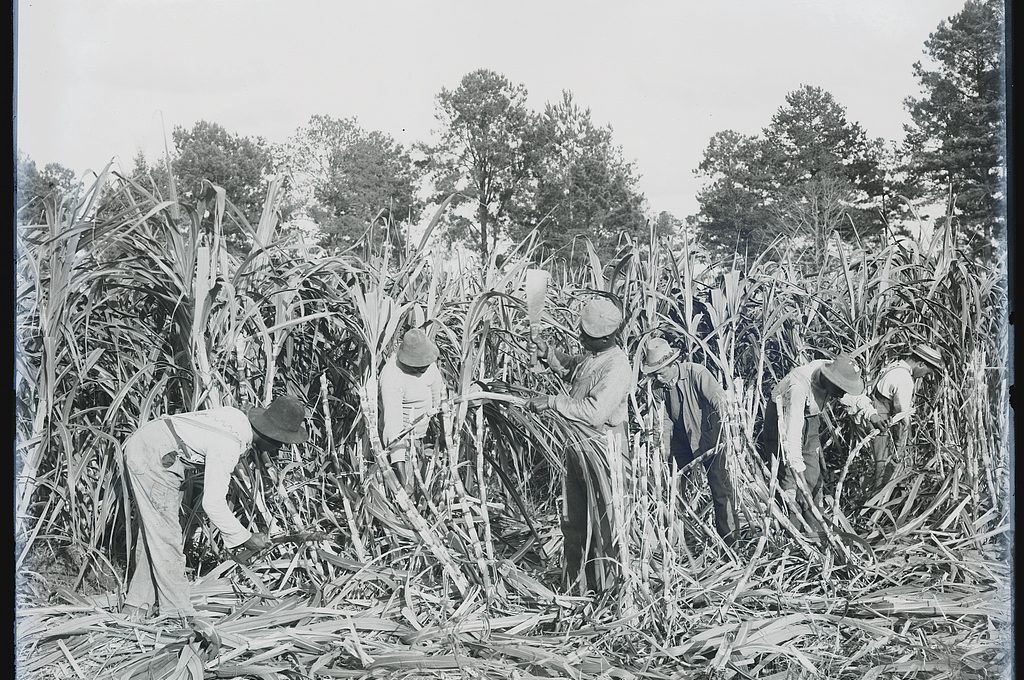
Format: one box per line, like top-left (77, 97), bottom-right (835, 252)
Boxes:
top-left (16, 0), bottom-right (1004, 266)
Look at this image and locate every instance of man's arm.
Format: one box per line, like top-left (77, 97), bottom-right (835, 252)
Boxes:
top-left (652, 387), bottom-right (673, 456)
top-left (544, 347), bottom-right (584, 377)
top-left (891, 379), bottom-right (914, 421)
top-left (379, 363), bottom-right (405, 448)
top-left (202, 445), bottom-right (252, 549)
top-left (550, 359), bottom-right (631, 428)
top-left (692, 365), bottom-right (727, 445)
top-left (778, 382), bottom-right (808, 474)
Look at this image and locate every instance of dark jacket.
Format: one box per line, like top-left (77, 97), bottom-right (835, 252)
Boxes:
top-left (655, 362), bottom-right (728, 468)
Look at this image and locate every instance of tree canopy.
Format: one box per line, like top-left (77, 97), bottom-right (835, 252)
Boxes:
top-left (513, 91), bottom-right (649, 263)
top-left (287, 115), bottom-right (422, 252)
top-left (16, 9), bottom-right (1008, 269)
top-left (690, 85), bottom-right (890, 267)
top-left (171, 120), bottom-right (276, 233)
top-left (16, 153), bottom-right (81, 225)
top-left (421, 69), bottom-right (545, 261)
top-left (902, 0), bottom-right (1005, 260)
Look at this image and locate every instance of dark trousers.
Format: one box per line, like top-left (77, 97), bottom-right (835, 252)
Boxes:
top-left (761, 400), bottom-right (825, 531)
top-left (562, 427), bottom-right (626, 593)
top-left (670, 427), bottom-right (737, 542)
top-left (870, 396), bottom-right (893, 479)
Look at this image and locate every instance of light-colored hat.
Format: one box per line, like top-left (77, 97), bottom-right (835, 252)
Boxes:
top-left (580, 298), bottom-right (623, 338)
top-left (397, 328), bottom-right (439, 368)
top-left (641, 338), bottom-right (680, 374)
top-left (247, 396), bottom-right (310, 444)
top-left (819, 354), bottom-right (865, 396)
top-left (910, 344), bottom-right (943, 371)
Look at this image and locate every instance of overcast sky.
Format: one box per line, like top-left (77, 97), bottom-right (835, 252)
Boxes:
top-left (16, 0), bottom-right (970, 220)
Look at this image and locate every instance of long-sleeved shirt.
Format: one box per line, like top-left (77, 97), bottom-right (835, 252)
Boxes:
top-left (656, 362), bottom-right (727, 464)
top-left (379, 355), bottom-right (447, 447)
top-left (873, 360), bottom-right (915, 418)
top-left (546, 345), bottom-right (633, 431)
top-left (770, 359), bottom-right (830, 474)
top-left (160, 407), bottom-right (253, 548)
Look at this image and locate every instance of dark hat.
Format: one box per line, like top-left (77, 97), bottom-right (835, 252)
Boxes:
top-left (247, 395), bottom-right (309, 444)
top-left (640, 338), bottom-right (680, 374)
top-left (397, 328), bottom-right (439, 368)
top-left (580, 298), bottom-right (623, 338)
top-left (819, 354), bottom-right (865, 396)
top-left (910, 344), bottom-right (943, 371)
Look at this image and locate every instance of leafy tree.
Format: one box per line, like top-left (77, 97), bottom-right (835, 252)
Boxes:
top-left (16, 153), bottom-right (81, 225)
top-left (902, 0), bottom-right (1005, 259)
top-left (171, 120), bottom-right (275, 232)
top-left (513, 91), bottom-right (649, 263)
top-left (93, 150), bottom-right (176, 223)
top-left (689, 130), bottom-right (777, 260)
top-left (287, 115), bottom-right (421, 252)
top-left (691, 85), bottom-right (890, 265)
top-left (422, 69), bottom-right (544, 261)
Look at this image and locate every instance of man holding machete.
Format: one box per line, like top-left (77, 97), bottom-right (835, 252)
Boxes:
top-left (120, 395), bottom-right (309, 625)
top-left (525, 295), bottom-right (634, 593)
top-left (641, 338), bottom-right (738, 545)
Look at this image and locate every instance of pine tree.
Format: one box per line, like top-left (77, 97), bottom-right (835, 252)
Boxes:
top-left (902, 0), bottom-right (1005, 260)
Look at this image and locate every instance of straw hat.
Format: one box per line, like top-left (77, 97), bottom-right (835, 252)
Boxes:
top-left (640, 338), bottom-right (681, 374)
top-left (580, 298), bottom-right (623, 338)
top-left (247, 396), bottom-right (309, 444)
top-left (910, 343), bottom-right (943, 371)
top-left (397, 328), bottom-right (439, 367)
top-left (819, 354), bottom-right (865, 396)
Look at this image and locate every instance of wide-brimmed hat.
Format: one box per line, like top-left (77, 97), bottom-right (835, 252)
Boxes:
top-left (580, 298), bottom-right (623, 338)
top-left (248, 395), bottom-right (309, 444)
top-left (819, 354), bottom-right (864, 396)
top-left (397, 328), bottom-right (439, 368)
top-left (910, 343), bottom-right (943, 371)
top-left (641, 338), bottom-right (681, 374)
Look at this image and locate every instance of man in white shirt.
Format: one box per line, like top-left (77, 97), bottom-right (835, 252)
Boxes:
top-left (121, 395), bottom-right (309, 624)
top-left (758, 355), bottom-right (864, 533)
top-left (379, 328), bottom-right (449, 487)
top-left (869, 344), bottom-right (943, 484)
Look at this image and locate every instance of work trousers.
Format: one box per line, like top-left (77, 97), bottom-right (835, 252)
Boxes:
top-left (870, 395), bottom-right (893, 480)
top-left (671, 446), bottom-right (737, 543)
top-left (562, 426), bottom-right (628, 593)
top-left (761, 400), bottom-right (825, 531)
top-left (123, 420), bottom-right (196, 618)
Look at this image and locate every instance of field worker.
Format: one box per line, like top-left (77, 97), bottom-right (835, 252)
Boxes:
top-left (868, 344), bottom-right (944, 484)
top-left (525, 297), bottom-right (634, 593)
top-left (122, 396), bottom-right (309, 625)
top-left (759, 355), bottom-right (864, 533)
top-left (641, 338), bottom-right (738, 545)
top-left (379, 328), bottom-right (449, 488)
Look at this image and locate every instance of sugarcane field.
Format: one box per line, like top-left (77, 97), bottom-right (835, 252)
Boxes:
top-left (14, 2), bottom-right (1012, 679)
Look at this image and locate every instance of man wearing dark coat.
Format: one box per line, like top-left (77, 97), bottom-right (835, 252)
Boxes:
top-left (642, 338), bottom-right (738, 544)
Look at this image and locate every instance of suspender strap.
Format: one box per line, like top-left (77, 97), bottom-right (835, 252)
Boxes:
top-left (163, 418), bottom-right (197, 466)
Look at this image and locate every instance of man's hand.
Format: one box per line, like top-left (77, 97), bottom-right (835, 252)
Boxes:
top-left (869, 414), bottom-right (888, 429)
top-left (232, 532), bottom-right (271, 565)
top-left (525, 396), bottom-right (551, 413)
top-left (242, 532), bottom-right (271, 551)
top-left (532, 336), bottom-right (549, 357)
